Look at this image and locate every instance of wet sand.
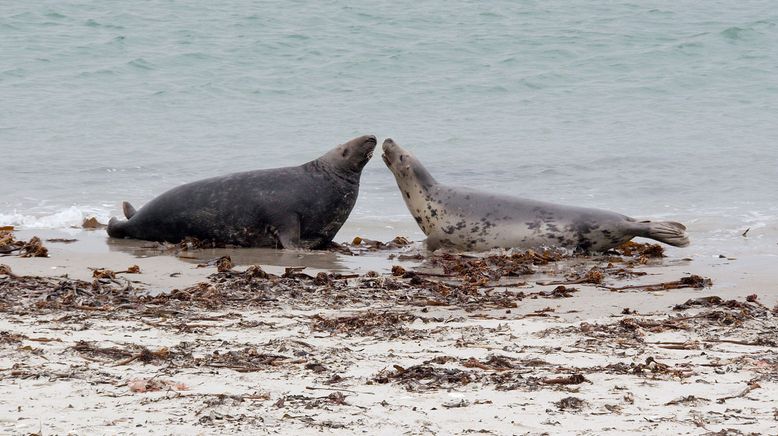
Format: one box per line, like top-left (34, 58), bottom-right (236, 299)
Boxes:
top-left (1, 229), bottom-right (777, 435)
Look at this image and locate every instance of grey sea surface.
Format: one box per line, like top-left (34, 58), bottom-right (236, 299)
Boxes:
top-left (2, 1), bottom-right (777, 258)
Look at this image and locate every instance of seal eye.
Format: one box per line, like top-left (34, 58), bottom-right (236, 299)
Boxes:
top-left (399, 155), bottom-right (404, 162)
top-left (341, 148), bottom-right (349, 157)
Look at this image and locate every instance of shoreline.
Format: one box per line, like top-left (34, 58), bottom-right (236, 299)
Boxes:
top-left (1, 229), bottom-right (777, 435)
top-left (5, 227), bottom-right (778, 306)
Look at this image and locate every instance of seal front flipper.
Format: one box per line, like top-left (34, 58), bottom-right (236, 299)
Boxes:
top-left (122, 201), bottom-right (137, 219)
top-left (275, 214), bottom-right (301, 249)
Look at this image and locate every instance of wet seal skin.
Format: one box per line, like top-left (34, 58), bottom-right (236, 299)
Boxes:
top-left (107, 135), bottom-right (377, 249)
top-left (381, 138), bottom-right (689, 252)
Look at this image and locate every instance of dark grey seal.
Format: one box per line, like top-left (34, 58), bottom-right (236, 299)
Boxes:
top-left (107, 135), bottom-right (377, 249)
top-left (382, 138), bottom-right (689, 252)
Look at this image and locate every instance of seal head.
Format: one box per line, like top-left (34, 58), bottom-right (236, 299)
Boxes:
top-left (319, 134), bottom-right (377, 182)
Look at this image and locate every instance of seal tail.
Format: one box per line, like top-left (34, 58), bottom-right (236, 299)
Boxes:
top-left (107, 217), bottom-right (128, 239)
top-left (122, 201), bottom-right (137, 219)
top-left (637, 221), bottom-right (690, 247)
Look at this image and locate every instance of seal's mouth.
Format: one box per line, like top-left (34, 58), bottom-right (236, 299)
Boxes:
top-left (381, 153), bottom-right (391, 167)
top-left (358, 135), bottom-right (377, 165)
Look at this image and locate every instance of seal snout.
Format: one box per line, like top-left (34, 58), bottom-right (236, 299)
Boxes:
top-left (381, 138), bottom-right (397, 155)
top-left (362, 135), bottom-right (377, 160)
top-left (359, 135), bottom-right (377, 151)
top-left (381, 138), bottom-right (397, 167)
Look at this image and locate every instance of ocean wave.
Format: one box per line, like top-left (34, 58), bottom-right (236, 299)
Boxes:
top-left (0, 206), bottom-right (111, 229)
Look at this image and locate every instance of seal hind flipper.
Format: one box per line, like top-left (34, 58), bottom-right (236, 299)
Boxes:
top-left (637, 221), bottom-right (690, 247)
top-left (122, 201), bottom-right (137, 219)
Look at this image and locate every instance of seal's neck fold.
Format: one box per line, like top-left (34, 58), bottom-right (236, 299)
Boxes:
top-left (308, 157), bottom-right (360, 185)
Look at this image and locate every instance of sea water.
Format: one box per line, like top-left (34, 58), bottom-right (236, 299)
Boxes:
top-left (2, 1), bottom-right (777, 257)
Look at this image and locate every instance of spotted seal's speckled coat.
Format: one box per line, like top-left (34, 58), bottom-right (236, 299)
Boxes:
top-left (382, 138), bottom-right (689, 252)
top-left (107, 135), bottom-right (377, 249)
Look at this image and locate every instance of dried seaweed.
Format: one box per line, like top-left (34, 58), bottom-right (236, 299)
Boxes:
top-left (605, 274), bottom-right (712, 292)
top-left (0, 231), bottom-right (48, 257)
top-left (612, 241), bottom-right (665, 258)
top-left (202, 347), bottom-right (299, 372)
top-left (81, 217), bottom-right (107, 229)
top-left (373, 364), bottom-right (475, 391)
top-left (556, 396), bottom-right (587, 411)
top-left (310, 311), bottom-right (418, 337)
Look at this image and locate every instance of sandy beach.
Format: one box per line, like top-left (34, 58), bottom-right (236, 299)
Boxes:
top-left (4, 1), bottom-right (778, 434)
top-left (1, 228), bottom-right (776, 435)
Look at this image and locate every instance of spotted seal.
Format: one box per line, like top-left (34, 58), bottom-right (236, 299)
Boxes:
top-left (381, 138), bottom-right (689, 252)
top-left (107, 135), bottom-right (377, 248)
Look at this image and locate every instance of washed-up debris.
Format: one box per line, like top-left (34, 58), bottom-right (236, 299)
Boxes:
top-left (72, 341), bottom-right (173, 366)
top-left (717, 380), bottom-right (761, 404)
top-left (442, 399), bottom-right (470, 408)
top-left (555, 396), bottom-right (587, 411)
top-left (81, 217), bottom-right (107, 229)
top-left (461, 355), bottom-right (519, 371)
top-left (45, 238), bottom-right (78, 244)
top-left (217, 256), bottom-right (233, 272)
top-left (351, 236), bottom-right (411, 250)
top-left (243, 264), bottom-right (271, 279)
top-left (195, 255), bottom-right (233, 271)
top-left (92, 268), bottom-right (116, 279)
top-left (674, 296), bottom-right (751, 311)
top-left (328, 236), bottom-right (413, 255)
top-left (283, 266), bottom-right (315, 280)
top-left (430, 249), bottom-right (565, 284)
top-left (373, 364), bottom-right (475, 391)
top-left (149, 283), bottom-right (224, 309)
top-left (540, 267), bottom-right (603, 286)
top-left (665, 395), bottom-right (710, 406)
top-left (0, 264), bottom-right (17, 278)
top-left (542, 374), bottom-right (589, 386)
top-left (1, 231), bottom-right (48, 257)
top-left (128, 378), bottom-right (189, 393)
top-left (19, 236), bottom-right (48, 257)
top-left (604, 275), bottom-right (712, 292)
top-left (612, 241), bottom-right (665, 258)
top-left (535, 285), bottom-right (578, 298)
top-left (202, 347), bottom-right (300, 372)
top-left (0, 331), bottom-right (28, 344)
top-left (310, 311), bottom-right (419, 337)
top-left (117, 265), bottom-right (141, 274)
top-left (0, 231), bottom-right (17, 254)
top-left (600, 356), bottom-right (692, 378)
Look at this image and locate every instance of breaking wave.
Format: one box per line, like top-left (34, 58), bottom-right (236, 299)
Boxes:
top-left (0, 206), bottom-right (111, 229)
